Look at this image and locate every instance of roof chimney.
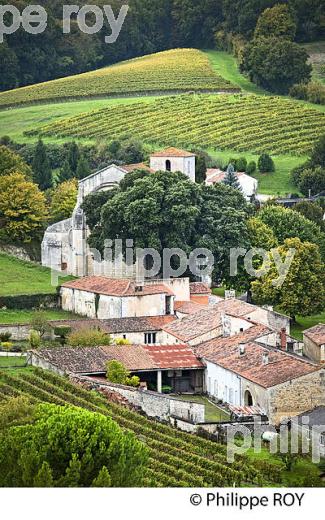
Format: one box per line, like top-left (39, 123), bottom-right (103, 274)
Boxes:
top-left (239, 343), bottom-right (246, 356)
top-left (262, 352), bottom-right (269, 365)
top-left (280, 328), bottom-right (287, 351)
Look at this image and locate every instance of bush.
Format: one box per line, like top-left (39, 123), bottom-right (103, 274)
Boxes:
top-left (0, 332), bottom-right (12, 342)
top-left (67, 328), bottom-right (112, 347)
top-left (258, 154), bottom-right (275, 173)
top-left (246, 161), bottom-right (257, 175)
top-left (290, 81), bottom-right (325, 105)
top-left (235, 157), bottom-right (247, 172)
top-left (53, 326), bottom-right (72, 346)
top-left (29, 330), bottom-right (41, 349)
top-left (106, 360), bottom-right (140, 388)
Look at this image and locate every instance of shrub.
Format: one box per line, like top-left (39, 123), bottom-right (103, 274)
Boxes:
top-left (67, 328), bottom-right (112, 347)
top-left (30, 311), bottom-right (50, 338)
top-left (258, 154), bottom-right (275, 173)
top-left (106, 360), bottom-right (140, 388)
top-left (1, 342), bottom-right (13, 353)
top-left (290, 81), bottom-right (325, 105)
top-left (53, 326), bottom-right (72, 346)
top-left (29, 330), bottom-right (41, 349)
top-left (246, 161), bottom-right (257, 175)
top-left (0, 332), bottom-right (12, 342)
top-left (115, 338), bottom-right (131, 346)
top-left (235, 157), bottom-right (248, 172)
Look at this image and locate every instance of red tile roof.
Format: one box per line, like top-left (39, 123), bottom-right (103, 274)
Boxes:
top-left (164, 308), bottom-right (223, 342)
top-left (213, 299), bottom-right (258, 317)
top-left (196, 335), bottom-right (319, 388)
top-left (303, 324), bottom-right (325, 345)
top-left (61, 277), bottom-right (174, 297)
top-left (189, 282), bottom-right (211, 295)
top-left (151, 147), bottom-right (196, 158)
top-left (142, 344), bottom-right (204, 369)
top-left (174, 301), bottom-right (207, 315)
top-left (33, 344), bottom-right (203, 374)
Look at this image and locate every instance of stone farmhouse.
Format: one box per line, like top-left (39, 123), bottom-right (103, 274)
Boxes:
top-left (303, 324), bottom-right (325, 364)
top-left (42, 147), bottom-right (196, 277)
top-left (206, 168), bottom-right (258, 200)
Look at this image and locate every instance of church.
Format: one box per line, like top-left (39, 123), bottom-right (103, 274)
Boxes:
top-left (41, 148), bottom-right (196, 276)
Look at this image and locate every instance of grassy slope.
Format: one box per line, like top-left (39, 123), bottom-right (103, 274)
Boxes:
top-left (0, 309), bottom-right (81, 325)
top-left (0, 253), bottom-right (71, 296)
top-left (302, 41), bottom-right (325, 84)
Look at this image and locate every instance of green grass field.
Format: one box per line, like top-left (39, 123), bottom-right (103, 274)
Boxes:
top-left (0, 309), bottom-right (81, 325)
top-left (290, 312), bottom-right (325, 340)
top-left (0, 356), bottom-right (27, 368)
top-left (302, 41), bottom-right (325, 84)
top-left (0, 253), bottom-right (71, 296)
top-left (0, 49), bottom-right (236, 109)
top-left (172, 394), bottom-right (230, 422)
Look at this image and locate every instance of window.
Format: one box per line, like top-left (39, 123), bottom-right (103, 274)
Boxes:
top-left (165, 296), bottom-right (172, 315)
top-left (166, 160), bottom-right (171, 171)
top-left (145, 333), bottom-right (157, 345)
top-left (321, 434), bottom-right (325, 446)
top-left (214, 380), bottom-right (218, 397)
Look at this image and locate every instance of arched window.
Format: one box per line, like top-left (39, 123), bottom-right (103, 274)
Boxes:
top-left (166, 160), bottom-right (171, 171)
top-left (244, 390), bottom-right (253, 406)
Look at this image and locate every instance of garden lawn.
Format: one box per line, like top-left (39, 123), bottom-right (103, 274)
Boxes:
top-left (290, 311), bottom-right (325, 341)
top-left (0, 309), bottom-right (82, 325)
top-left (0, 356), bottom-right (27, 368)
top-left (174, 395), bottom-right (230, 422)
top-left (0, 253), bottom-right (73, 296)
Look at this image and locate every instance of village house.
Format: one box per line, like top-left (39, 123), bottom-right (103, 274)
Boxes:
top-left (29, 344), bottom-right (204, 394)
top-left (205, 168), bottom-right (258, 201)
top-left (60, 276), bottom-right (176, 319)
top-left (42, 147), bottom-right (197, 277)
top-left (303, 324), bottom-right (325, 364)
top-left (50, 315), bottom-right (176, 345)
top-left (292, 406), bottom-right (325, 458)
top-left (195, 325), bottom-right (325, 425)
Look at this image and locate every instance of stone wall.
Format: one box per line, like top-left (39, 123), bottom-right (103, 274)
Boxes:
top-left (267, 369), bottom-right (325, 425)
top-left (75, 376), bottom-right (205, 423)
top-left (303, 335), bottom-right (325, 364)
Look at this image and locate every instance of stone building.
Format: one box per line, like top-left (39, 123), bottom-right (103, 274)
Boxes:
top-left (303, 324), bottom-right (325, 363)
top-left (42, 148), bottom-right (196, 277)
top-left (195, 326), bottom-right (325, 425)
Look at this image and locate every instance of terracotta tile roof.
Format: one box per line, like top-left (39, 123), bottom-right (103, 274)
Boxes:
top-left (50, 315), bottom-right (176, 334)
top-left (150, 147), bottom-right (196, 158)
top-left (194, 324), bottom-right (270, 358)
top-left (213, 299), bottom-right (258, 318)
top-left (164, 308), bottom-right (223, 342)
top-left (303, 324), bottom-right (325, 345)
top-left (142, 345), bottom-right (204, 369)
top-left (174, 301), bottom-right (207, 315)
top-left (196, 337), bottom-right (319, 388)
top-left (34, 344), bottom-right (203, 374)
top-left (189, 282), bottom-right (211, 295)
top-left (123, 162), bottom-right (153, 173)
top-left (61, 277), bottom-right (175, 297)
top-left (206, 169), bottom-right (252, 185)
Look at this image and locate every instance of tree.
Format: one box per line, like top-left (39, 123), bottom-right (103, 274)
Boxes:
top-left (67, 328), bottom-right (113, 347)
top-left (76, 155), bottom-right (91, 180)
top-left (32, 139), bottom-right (52, 191)
top-left (258, 154), bottom-right (275, 173)
top-left (299, 167), bottom-right (325, 196)
top-left (0, 146), bottom-right (32, 178)
top-left (257, 205), bottom-right (325, 259)
top-left (58, 159), bottom-right (74, 183)
top-left (29, 330), bottom-right (41, 349)
top-left (106, 360), bottom-right (140, 387)
top-left (224, 164), bottom-right (241, 190)
top-left (235, 157), bottom-right (248, 172)
top-left (117, 140), bottom-right (144, 164)
top-left (68, 142), bottom-right (80, 174)
top-left (50, 179), bottom-right (78, 222)
top-left (254, 4), bottom-right (297, 40)
top-left (252, 237), bottom-right (325, 319)
top-left (30, 311), bottom-right (50, 338)
top-left (246, 161), bottom-right (257, 175)
top-left (0, 172), bottom-right (48, 243)
top-left (293, 200), bottom-right (324, 227)
top-left (311, 134), bottom-right (325, 168)
top-left (0, 41), bottom-right (19, 91)
top-left (0, 404), bottom-right (148, 487)
top-left (195, 152), bottom-right (207, 184)
top-left (241, 37), bottom-right (312, 94)
top-left (0, 397), bottom-right (34, 432)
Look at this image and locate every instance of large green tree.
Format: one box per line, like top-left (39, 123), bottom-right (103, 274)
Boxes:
top-left (0, 403), bottom-right (148, 487)
top-left (252, 237), bottom-right (325, 319)
top-left (254, 4), bottom-right (297, 40)
top-left (0, 145), bottom-right (32, 178)
top-left (241, 37), bottom-right (312, 94)
top-left (32, 139), bottom-right (52, 191)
